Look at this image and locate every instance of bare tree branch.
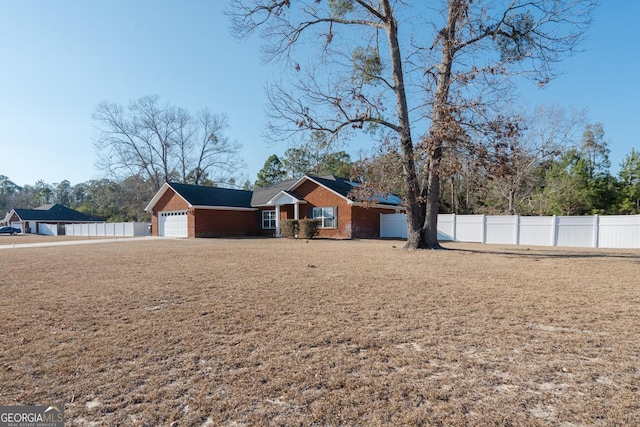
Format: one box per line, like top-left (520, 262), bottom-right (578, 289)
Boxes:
top-left (93, 96), bottom-right (245, 190)
top-left (228, 0), bottom-right (596, 248)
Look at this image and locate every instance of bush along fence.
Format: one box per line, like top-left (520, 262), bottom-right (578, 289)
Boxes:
top-left (380, 213), bottom-right (640, 249)
top-left (279, 219), bottom-right (320, 239)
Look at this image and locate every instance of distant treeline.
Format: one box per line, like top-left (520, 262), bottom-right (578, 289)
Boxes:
top-left (2, 123), bottom-right (638, 222)
top-left (0, 175), bottom-right (154, 222)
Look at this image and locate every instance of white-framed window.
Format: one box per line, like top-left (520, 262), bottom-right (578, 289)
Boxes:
top-left (312, 206), bottom-right (336, 228)
top-left (262, 210), bottom-right (277, 229)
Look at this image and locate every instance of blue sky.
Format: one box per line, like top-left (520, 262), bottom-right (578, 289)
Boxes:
top-left (0, 1), bottom-right (637, 187)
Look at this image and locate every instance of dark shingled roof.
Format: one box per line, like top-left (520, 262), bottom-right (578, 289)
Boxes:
top-left (168, 182), bottom-right (254, 208)
top-left (305, 175), bottom-right (357, 199)
top-left (250, 179), bottom-right (298, 206)
top-left (13, 204), bottom-right (105, 222)
top-left (305, 176), bottom-right (404, 206)
top-left (251, 176), bottom-right (354, 205)
top-left (250, 175), bottom-right (404, 207)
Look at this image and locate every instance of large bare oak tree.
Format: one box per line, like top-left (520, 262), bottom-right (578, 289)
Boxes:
top-left (228, 0), bottom-right (595, 249)
top-left (93, 95), bottom-right (245, 191)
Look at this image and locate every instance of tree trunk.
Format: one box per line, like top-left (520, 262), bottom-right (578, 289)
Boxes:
top-left (450, 175), bottom-right (457, 214)
top-left (381, 0), bottom-right (423, 250)
top-left (419, 0), bottom-right (459, 249)
top-left (508, 187), bottom-right (516, 215)
top-left (423, 157), bottom-right (442, 248)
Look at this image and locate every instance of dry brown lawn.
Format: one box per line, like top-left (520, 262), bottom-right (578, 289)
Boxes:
top-left (0, 238), bottom-right (638, 426)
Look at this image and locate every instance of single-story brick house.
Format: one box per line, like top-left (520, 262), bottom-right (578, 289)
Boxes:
top-left (2, 204), bottom-right (105, 234)
top-left (144, 175), bottom-right (405, 239)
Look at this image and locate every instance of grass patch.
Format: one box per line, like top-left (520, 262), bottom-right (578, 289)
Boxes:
top-left (1, 239), bottom-right (639, 425)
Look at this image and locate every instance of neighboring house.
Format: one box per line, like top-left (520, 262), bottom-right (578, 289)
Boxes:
top-left (145, 175), bottom-right (405, 239)
top-left (2, 204), bottom-right (105, 235)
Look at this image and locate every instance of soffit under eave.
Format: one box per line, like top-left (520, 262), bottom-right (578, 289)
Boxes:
top-left (350, 202), bottom-right (406, 210)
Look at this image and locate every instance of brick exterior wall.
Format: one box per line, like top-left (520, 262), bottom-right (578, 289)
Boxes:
top-left (280, 205), bottom-right (295, 220)
top-left (350, 206), bottom-right (398, 238)
top-left (149, 189), bottom-right (189, 237)
top-left (193, 209), bottom-right (258, 237)
top-left (292, 180), bottom-right (353, 239)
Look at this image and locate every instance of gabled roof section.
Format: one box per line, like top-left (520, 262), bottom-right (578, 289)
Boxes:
top-left (300, 175), bottom-right (359, 200)
top-left (267, 190), bottom-right (306, 206)
top-left (251, 179), bottom-right (297, 206)
top-left (12, 204), bottom-right (104, 222)
top-left (292, 175), bottom-right (404, 207)
top-left (145, 182), bottom-right (254, 212)
top-left (252, 175), bottom-right (404, 207)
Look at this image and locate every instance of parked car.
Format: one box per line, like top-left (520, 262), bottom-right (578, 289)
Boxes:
top-left (0, 226), bottom-right (21, 235)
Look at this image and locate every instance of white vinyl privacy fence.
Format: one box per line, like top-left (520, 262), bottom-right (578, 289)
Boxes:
top-left (380, 214), bottom-right (640, 249)
top-left (65, 222), bottom-right (151, 237)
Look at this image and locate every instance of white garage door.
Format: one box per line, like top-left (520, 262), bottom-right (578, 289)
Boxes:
top-left (158, 210), bottom-right (188, 237)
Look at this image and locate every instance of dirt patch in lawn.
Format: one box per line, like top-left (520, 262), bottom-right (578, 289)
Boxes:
top-left (1, 239), bottom-right (639, 426)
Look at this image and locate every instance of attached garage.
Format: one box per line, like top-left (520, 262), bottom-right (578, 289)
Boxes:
top-left (158, 210), bottom-right (188, 237)
top-left (145, 182), bottom-right (257, 238)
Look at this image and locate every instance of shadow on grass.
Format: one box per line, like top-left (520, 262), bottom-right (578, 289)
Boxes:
top-left (442, 243), bottom-right (640, 260)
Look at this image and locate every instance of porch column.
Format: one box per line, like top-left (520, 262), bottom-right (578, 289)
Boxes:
top-left (275, 204), bottom-right (281, 237)
top-left (294, 202), bottom-right (299, 220)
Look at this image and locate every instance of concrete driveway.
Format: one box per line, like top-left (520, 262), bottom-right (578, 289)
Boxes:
top-left (0, 236), bottom-right (165, 250)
